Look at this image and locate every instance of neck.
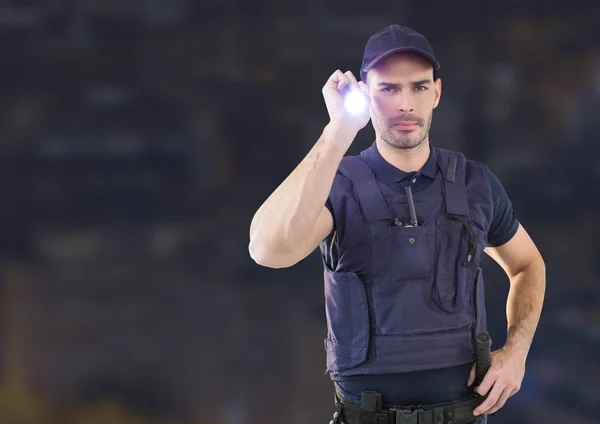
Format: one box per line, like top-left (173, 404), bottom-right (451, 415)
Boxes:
top-left (376, 138), bottom-right (431, 172)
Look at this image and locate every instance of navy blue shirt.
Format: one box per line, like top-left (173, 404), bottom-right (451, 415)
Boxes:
top-left (323, 142), bottom-right (519, 405)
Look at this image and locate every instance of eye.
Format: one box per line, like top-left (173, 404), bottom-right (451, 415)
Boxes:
top-left (414, 86), bottom-right (427, 91)
top-left (380, 87), bottom-right (396, 93)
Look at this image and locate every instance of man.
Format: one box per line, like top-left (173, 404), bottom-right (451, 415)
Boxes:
top-left (249, 24), bottom-right (545, 424)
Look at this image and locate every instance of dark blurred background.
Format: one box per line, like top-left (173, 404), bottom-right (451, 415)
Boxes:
top-left (0, 1), bottom-right (598, 423)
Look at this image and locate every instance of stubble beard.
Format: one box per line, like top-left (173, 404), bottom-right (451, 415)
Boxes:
top-left (378, 109), bottom-right (433, 151)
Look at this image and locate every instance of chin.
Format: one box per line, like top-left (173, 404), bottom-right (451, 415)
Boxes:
top-left (386, 137), bottom-right (425, 150)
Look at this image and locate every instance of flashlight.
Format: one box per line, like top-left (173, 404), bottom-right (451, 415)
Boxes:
top-left (341, 86), bottom-right (368, 115)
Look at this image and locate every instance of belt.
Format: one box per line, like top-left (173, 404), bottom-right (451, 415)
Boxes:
top-left (334, 391), bottom-right (485, 424)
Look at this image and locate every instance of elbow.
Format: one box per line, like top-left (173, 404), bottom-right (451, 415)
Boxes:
top-left (511, 250), bottom-right (546, 279)
top-left (538, 256), bottom-right (546, 275)
top-left (248, 241), bottom-right (278, 268)
top-left (248, 239), bottom-right (298, 269)
top-left (531, 252), bottom-right (546, 276)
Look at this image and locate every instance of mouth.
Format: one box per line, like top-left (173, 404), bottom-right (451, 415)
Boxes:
top-left (392, 121), bottom-right (419, 130)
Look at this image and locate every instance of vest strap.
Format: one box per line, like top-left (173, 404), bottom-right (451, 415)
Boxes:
top-left (435, 148), bottom-right (470, 217)
top-left (338, 156), bottom-right (391, 223)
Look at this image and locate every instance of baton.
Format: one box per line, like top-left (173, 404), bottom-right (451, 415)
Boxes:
top-left (474, 332), bottom-right (491, 388)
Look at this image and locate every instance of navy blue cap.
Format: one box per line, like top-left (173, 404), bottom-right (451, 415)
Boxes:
top-left (360, 24), bottom-right (440, 82)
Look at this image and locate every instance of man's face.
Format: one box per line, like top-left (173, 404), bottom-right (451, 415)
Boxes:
top-left (366, 52), bottom-right (442, 150)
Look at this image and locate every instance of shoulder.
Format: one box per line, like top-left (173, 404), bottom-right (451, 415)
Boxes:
top-left (434, 147), bottom-right (492, 187)
top-left (437, 148), bottom-right (518, 242)
top-left (331, 153), bottom-right (373, 195)
top-left (462, 157), bottom-right (520, 246)
top-left (435, 146), bottom-right (498, 189)
top-left (326, 155), bottom-right (363, 230)
top-left (464, 158), bottom-right (509, 200)
top-left (462, 155), bottom-right (514, 211)
top-left (332, 157), bottom-right (357, 190)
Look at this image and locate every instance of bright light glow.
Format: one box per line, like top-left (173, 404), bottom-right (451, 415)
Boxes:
top-left (344, 90), bottom-right (367, 115)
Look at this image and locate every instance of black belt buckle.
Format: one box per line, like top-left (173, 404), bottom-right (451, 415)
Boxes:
top-left (391, 407), bottom-right (422, 424)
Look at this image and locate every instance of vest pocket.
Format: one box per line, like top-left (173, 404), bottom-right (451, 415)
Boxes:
top-left (389, 225), bottom-right (432, 281)
top-left (372, 225), bottom-right (435, 335)
top-left (433, 217), bottom-right (476, 313)
top-left (375, 323), bottom-right (474, 370)
top-left (323, 268), bottom-right (370, 373)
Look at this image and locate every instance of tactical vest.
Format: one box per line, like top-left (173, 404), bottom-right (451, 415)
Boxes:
top-left (322, 147), bottom-right (493, 379)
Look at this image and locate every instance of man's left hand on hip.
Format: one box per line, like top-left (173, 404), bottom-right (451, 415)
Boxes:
top-left (467, 346), bottom-right (527, 416)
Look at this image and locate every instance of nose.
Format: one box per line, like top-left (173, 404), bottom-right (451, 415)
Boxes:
top-left (396, 90), bottom-right (415, 113)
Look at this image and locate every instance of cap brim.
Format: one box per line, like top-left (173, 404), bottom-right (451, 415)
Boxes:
top-left (362, 47), bottom-right (441, 75)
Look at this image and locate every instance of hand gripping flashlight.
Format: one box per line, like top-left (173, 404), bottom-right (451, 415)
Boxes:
top-left (341, 85), bottom-right (368, 115)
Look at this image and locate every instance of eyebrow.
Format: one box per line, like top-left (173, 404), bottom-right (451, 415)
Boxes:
top-left (378, 79), bottom-right (432, 88)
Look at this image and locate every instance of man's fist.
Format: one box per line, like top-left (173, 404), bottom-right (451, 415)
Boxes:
top-left (322, 70), bottom-right (371, 134)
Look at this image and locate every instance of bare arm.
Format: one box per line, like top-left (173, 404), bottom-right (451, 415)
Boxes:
top-left (249, 70), bottom-right (371, 269)
top-left (471, 224), bottom-right (546, 416)
top-left (249, 124), bottom-right (354, 268)
top-left (484, 224), bottom-right (546, 356)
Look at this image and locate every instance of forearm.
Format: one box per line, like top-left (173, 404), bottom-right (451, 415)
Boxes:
top-left (504, 258), bottom-right (546, 356)
top-left (249, 123), bottom-right (355, 257)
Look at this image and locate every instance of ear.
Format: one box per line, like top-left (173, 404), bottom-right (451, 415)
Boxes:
top-left (433, 78), bottom-right (442, 109)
